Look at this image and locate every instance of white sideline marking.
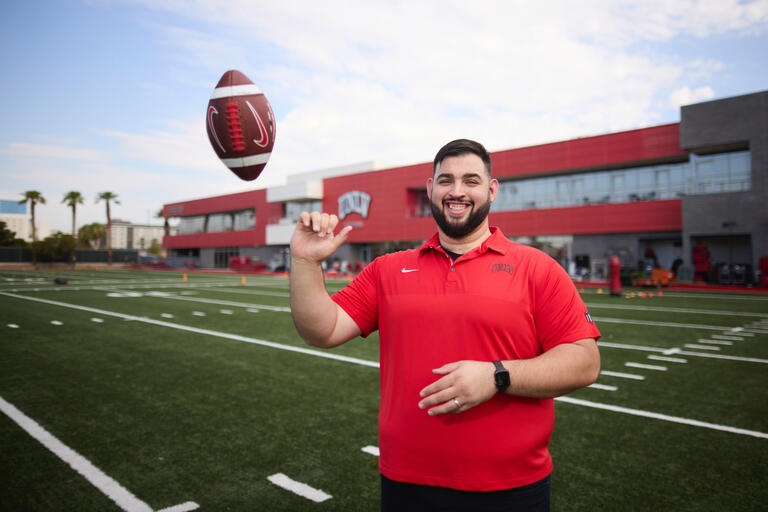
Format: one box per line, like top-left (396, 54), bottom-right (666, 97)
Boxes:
top-left (600, 371), bottom-right (645, 380)
top-left (0, 292), bottom-right (381, 369)
top-left (7, 323), bottom-right (20, 328)
top-left (161, 313), bottom-right (174, 319)
top-left (192, 311), bottom-right (206, 317)
top-left (5, 292), bottom-right (766, 438)
top-left (586, 303), bottom-right (768, 318)
top-left (91, 318), bottom-right (104, 323)
top-left (593, 316), bottom-right (736, 331)
top-left (697, 339), bottom-right (733, 346)
top-left (0, 395), bottom-right (153, 512)
top-left (588, 383), bottom-right (618, 391)
top-left (163, 295), bottom-right (291, 312)
top-left (625, 362), bottom-right (667, 371)
top-left (361, 445), bottom-right (380, 456)
top-left (676, 351), bottom-right (768, 364)
top-left (267, 473), bottom-right (332, 503)
top-left (556, 397), bottom-right (768, 439)
top-left (156, 502), bottom-right (199, 512)
top-left (684, 344), bottom-right (721, 351)
top-left (51, 320), bottom-right (63, 326)
top-left (647, 355), bottom-right (687, 363)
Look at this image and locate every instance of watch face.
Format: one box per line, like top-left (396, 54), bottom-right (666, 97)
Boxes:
top-left (495, 370), bottom-right (510, 390)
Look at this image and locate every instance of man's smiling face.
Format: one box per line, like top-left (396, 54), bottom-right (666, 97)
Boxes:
top-left (427, 153), bottom-right (498, 240)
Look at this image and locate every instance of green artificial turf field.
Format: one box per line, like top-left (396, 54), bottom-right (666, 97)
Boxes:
top-left (1, 269), bottom-right (766, 511)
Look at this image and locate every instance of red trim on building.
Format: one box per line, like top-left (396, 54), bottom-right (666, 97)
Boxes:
top-left (491, 123), bottom-right (686, 178)
top-left (490, 200), bottom-right (682, 237)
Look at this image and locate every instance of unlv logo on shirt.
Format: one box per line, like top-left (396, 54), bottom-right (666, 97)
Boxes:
top-left (492, 263), bottom-right (515, 275)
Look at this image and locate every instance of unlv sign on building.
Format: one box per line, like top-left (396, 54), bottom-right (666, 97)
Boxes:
top-left (338, 191), bottom-right (371, 220)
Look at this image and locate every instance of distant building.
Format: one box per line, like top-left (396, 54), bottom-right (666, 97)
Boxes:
top-left (109, 219), bottom-right (172, 250)
top-left (0, 199), bottom-right (51, 242)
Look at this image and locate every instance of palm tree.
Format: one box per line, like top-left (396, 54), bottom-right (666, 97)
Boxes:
top-left (18, 190), bottom-right (46, 243)
top-left (62, 191), bottom-right (84, 267)
top-left (62, 191), bottom-right (84, 237)
top-left (96, 191), bottom-right (120, 265)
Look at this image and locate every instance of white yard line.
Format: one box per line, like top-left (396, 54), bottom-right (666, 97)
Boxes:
top-left (156, 503), bottom-right (200, 512)
top-left (711, 334), bottom-right (744, 341)
top-left (586, 303), bottom-right (768, 318)
top-left (625, 362), bottom-right (667, 371)
top-left (684, 344), bottom-right (721, 351)
top-left (588, 383), bottom-right (618, 391)
top-left (593, 316), bottom-right (738, 331)
top-left (600, 371), bottom-right (645, 380)
top-left (4, 291), bottom-right (767, 441)
top-left (647, 355), bottom-right (687, 363)
top-left (361, 445), bottom-right (380, 456)
top-left (556, 397), bottom-right (768, 439)
top-left (676, 351), bottom-right (768, 363)
top-left (598, 342), bottom-right (665, 352)
top-left (622, 292), bottom-right (768, 302)
top-left (0, 292), bottom-right (378, 369)
top-left (160, 294), bottom-right (291, 312)
top-left (696, 339), bottom-right (733, 346)
top-left (267, 473), bottom-right (332, 503)
top-left (0, 396), bottom-right (198, 512)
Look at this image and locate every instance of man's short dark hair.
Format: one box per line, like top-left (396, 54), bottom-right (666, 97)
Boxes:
top-left (433, 139), bottom-right (492, 177)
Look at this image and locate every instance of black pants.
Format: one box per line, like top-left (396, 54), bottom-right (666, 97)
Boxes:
top-left (381, 474), bottom-right (550, 512)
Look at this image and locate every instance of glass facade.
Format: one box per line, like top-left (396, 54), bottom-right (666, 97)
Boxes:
top-left (178, 215), bottom-right (206, 234)
top-left (490, 150), bottom-right (750, 213)
top-left (176, 209), bottom-right (255, 234)
top-left (285, 201), bottom-right (322, 222)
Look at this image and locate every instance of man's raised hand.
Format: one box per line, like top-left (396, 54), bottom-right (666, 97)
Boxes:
top-left (290, 211), bottom-right (353, 264)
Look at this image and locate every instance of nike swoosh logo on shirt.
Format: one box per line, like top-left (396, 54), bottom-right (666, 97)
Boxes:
top-left (401, 268), bottom-right (419, 273)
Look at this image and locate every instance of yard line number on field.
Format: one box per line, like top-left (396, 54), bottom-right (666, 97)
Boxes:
top-left (2, 291), bottom-right (767, 441)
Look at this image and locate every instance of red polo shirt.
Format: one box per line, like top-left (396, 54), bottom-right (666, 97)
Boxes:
top-left (332, 227), bottom-right (600, 491)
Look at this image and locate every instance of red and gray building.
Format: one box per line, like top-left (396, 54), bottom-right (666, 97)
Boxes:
top-left (162, 90), bottom-right (768, 284)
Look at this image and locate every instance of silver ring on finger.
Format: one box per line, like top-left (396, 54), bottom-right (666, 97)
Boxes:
top-left (453, 398), bottom-right (461, 410)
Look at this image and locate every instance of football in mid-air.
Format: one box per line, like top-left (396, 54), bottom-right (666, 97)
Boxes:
top-left (206, 69), bottom-right (276, 181)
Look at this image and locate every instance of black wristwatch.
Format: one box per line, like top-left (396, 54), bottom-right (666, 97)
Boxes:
top-left (493, 361), bottom-right (510, 392)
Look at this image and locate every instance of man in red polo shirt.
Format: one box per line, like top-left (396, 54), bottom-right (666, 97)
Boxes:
top-left (290, 139), bottom-right (601, 511)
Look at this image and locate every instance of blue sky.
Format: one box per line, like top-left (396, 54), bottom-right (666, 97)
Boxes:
top-left (1, 0), bottom-right (767, 233)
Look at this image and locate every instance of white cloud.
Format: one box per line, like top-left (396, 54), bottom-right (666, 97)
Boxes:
top-left (669, 85), bottom-right (716, 107)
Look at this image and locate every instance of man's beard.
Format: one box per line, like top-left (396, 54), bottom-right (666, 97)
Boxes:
top-left (430, 195), bottom-right (491, 239)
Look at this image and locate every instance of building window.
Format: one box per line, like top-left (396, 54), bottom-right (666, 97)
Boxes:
top-left (207, 213), bottom-right (234, 232)
top-left (178, 215), bottom-right (206, 234)
top-left (285, 201), bottom-right (322, 222)
top-left (233, 209), bottom-right (255, 230)
top-left (491, 150), bottom-right (750, 213)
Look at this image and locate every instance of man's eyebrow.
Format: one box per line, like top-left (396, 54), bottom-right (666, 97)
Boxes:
top-left (435, 172), bottom-right (483, 180)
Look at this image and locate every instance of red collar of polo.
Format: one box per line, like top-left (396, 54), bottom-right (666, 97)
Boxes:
top-left (419, 226), bottom-right (509, 257)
